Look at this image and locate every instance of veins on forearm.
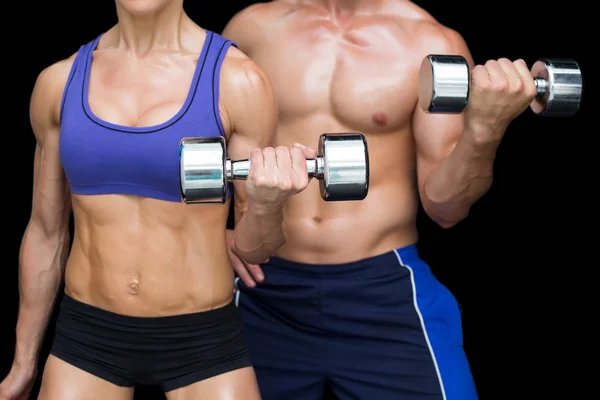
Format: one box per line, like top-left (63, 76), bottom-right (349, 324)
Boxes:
top-left (233, 205), bottom-right (285, 261)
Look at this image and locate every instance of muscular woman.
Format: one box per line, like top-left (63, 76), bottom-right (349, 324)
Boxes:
top-left (0, 1), bottom-right (314, 399)
top-left (223, 1), bottom-right (539, 399)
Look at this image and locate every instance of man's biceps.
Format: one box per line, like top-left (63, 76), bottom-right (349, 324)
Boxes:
top-left (416, 122), bottom-right (462, 159)
top-left (415, 157), bottom-right (437, 190)
top-left (416, 142), bottom-right (448, 172)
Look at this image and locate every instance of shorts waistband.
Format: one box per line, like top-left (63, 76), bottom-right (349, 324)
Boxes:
top-left (60, 294), bottom-right (237, 328)
top-left (263, 244), bottom-right (421, 276)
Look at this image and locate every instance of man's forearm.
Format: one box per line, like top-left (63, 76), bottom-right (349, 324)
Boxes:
top-left (422, 123), bottom-right (506, 228)
top-left (233, 202), bottom-right (286, 264)
top-left (14, 230), bottom-right (68, 366)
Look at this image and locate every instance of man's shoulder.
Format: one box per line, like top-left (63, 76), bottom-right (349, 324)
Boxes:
top-left (389, 2), bottom-right (468, 57)
top-left (223, 1), bottom-right (296, 49)
top-left (229, 1), bottom-right (295, 25)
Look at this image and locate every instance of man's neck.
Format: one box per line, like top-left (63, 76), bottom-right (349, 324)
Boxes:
top-left (316, 0), bottom-right (392, 14)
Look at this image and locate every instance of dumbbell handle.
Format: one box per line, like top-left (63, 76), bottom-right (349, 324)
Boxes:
top-left (225, 157), bottom-right (325, 180)
top-left (534, 78), bottom-right (549, 97)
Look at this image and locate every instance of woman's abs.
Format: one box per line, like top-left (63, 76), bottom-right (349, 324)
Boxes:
top-left (64, 194), bottom-right (233, 317)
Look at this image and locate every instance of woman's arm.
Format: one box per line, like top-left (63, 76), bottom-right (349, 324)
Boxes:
top-left (12, 56), bottom-right (74, 374)
top-left (219, 48), bottom-right (312, 265)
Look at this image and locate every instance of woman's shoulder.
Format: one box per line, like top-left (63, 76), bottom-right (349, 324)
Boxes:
top-left (31, 51), bottom-right (80, 128)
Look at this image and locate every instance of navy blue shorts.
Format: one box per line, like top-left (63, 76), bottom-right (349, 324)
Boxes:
top-left (235, 245), bottom-right (478, 400)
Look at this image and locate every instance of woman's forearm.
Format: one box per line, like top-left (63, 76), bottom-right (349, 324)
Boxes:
top-left (233, 202), bottom-right (286, 264)
top-left (14, 227), bottom-right (68, 366)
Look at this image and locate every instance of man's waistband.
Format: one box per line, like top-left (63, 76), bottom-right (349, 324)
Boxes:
top-left (262, 244), bottom-right (421, 276)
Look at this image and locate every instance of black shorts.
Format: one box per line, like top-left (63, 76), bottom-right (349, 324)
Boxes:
top-left (50, 294), bottom-right (252, 392)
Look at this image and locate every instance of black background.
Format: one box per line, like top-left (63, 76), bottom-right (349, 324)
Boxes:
top-left (2, 1), bottom-right (591, 399)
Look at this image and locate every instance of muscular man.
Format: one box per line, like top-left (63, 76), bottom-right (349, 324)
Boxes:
top-left (0, 0), bottom-right (315, 399)
top-left (223, 1), bottom-right (538, 399)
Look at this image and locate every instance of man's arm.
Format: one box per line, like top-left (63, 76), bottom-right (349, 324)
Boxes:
top-left (13, 59), bottom-right (73, 371)
top-left (220, 49), bottom-right (284, 265)
top-left (413, 28), bottom-right (502, 229)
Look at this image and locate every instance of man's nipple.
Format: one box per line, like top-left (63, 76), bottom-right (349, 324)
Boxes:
top-left (372, 112), bottom-right (388, 127)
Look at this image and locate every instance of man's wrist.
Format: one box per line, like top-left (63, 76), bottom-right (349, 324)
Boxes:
top-left (463, 118), bottom-right (505, 154)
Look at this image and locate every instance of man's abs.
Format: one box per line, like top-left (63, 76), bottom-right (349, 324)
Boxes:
top-left (65, 194), bottom-right (234, 317)
top-left (275, 117), bottom-right (420, 264)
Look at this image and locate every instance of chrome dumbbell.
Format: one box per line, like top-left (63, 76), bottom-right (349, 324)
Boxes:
top-left (418, 54), bottom-right (583, 116)
top-left (180, 133), bottom-right (370, 204)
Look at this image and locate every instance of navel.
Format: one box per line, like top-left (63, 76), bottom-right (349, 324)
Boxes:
top-left (312, 216), bottom-right (322, 224)
top-left (372, 112), bottom-right (388, 127)
top-left (127, 279), bottom-right (140, 295)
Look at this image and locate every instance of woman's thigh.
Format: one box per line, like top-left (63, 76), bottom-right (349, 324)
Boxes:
top-left (165, 367), bottom-right (261, 400)
top-left (37, 355), bottom-right (134, 400)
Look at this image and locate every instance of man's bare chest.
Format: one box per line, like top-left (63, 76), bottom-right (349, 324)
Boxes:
top-left (252, 22), bottom-right (420, 132)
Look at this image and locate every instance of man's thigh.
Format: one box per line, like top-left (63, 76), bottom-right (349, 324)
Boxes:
top-left (324, 250), bottom-right (478, 400)
top-left (328, 327), bottom-right (475, 400)
top-left (237, 279), bottom-right (326, 400)
top-left (38, 355), bottom-right (134, 400)
top-left (165, 367), bottom-right (260, 400)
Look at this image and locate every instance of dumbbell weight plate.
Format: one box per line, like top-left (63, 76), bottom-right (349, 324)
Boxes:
top-left (419, 55), bottom-right (470, 114)
top-left (180, 137), bottom-right (227, 204)
top-left (530, 59), bottom-right (583, 116)
top-left (318, 133), bottom-right (369, 202)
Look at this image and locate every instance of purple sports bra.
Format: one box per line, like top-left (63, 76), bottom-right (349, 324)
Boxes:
top-left (59, 31), bottom-right (236, 202)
